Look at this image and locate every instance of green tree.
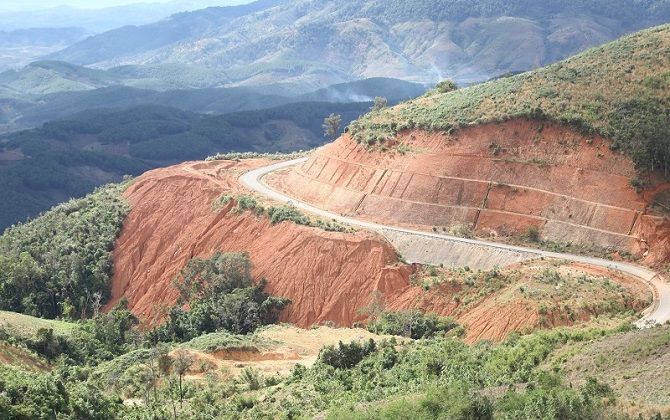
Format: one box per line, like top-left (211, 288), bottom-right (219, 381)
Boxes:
top-left (372, 96), bottom-right (388, 111)
top-left (436, 79), bottom-right (458, 93)
top-left (323, 113), bottom-right (342, 139)
top-left (155, 252), bottom-right (290, 342)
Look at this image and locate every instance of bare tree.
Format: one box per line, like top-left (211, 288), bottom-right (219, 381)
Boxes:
top-left (173, 350), bottom-right (193, 407)
top-left (358, 291), bottom-right (386, 334)
top-left (371, 96), bottom-right (387, 111)
top-left (92, 292), bottom-right (102, 318)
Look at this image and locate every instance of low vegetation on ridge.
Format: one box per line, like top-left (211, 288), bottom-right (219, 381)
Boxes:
top-left (351, 24), bottom-right (670, 175)
top-left (212, 194), bottom-right (354, 233)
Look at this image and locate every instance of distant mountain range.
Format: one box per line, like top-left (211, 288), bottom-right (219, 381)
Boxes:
top-left (0, 76), bottom-right (426, 230)
top-left (0, 1), bottom-right (250, 32)
top-left (0, 1), bottom-right (253, 71)
top-left (48, 0), bottom-right (670, 87)
top-left (1, 0), bottom-right (669, 230)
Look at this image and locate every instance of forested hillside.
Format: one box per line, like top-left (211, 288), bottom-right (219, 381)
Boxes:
top-left (0, 182), bottom-right (129, 319)
top-left (0, 100), bottom-right (377, 231)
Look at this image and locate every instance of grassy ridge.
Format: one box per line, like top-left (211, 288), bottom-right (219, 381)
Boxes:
top-left (0, 310), bottom-right (74, 337)
top-left (351, 24), bottom-right (670, 174)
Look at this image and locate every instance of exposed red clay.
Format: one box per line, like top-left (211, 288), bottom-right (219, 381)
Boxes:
top-left (266, 120), bottom-right (670, 264)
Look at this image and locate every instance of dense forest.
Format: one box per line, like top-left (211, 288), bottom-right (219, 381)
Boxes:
top-left (0, 182), bottom-right (130, 319)
top-left (0, 100), bottom-right (379, 231)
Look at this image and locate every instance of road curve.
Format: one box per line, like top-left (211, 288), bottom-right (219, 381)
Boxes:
top-left (239, 157), bottom-right (670, 326)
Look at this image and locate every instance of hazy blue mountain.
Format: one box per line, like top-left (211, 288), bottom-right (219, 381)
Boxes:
top-left (0, 28), bottom-right (90, 72)
top-left (44, 0), bottom-right (288, 66)
top-left (0, 61), bottom-right (426, 133)
top-left (48, 0), bottom-right (670, 86)
top-left (0, 1), bottom-right (254, 32)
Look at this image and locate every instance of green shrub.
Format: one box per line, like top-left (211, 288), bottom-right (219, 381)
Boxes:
top-left (152, 252), bottom-right (290, 342)
top-left (367, 311), bottom-right (459, 339)
top-left (318, 339), bottom-right (377, 369)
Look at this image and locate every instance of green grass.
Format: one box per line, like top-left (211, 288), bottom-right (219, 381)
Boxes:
top-left (0, 310), bottom-right (75, 337)
top-left (560, 324), bottom-right (670, 406)
top-left (350, 24), bottom-right (670, 175)
top-left (180, 331), bottom-right (278, 353)
top-left (211, 194), bottom-right (355, 233)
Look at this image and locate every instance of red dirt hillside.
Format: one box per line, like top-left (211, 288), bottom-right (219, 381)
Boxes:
top-left (266, 120), bottom-right (670, 264)
top-left (106, 159), bottom-right (412, 328)
top-left (105, 157), bottom-right (649, 342)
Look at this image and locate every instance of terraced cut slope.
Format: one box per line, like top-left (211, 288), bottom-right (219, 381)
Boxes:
top-left (107, 159), bottom-right (649, 342)
top-left (266, 122), bottom-right (666, 258)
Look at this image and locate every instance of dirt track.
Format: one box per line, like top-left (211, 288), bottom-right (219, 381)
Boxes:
top-left (105, 154), bottom-right (658, 343)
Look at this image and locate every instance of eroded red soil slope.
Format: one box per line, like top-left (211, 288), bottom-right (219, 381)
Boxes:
top-left (107, 159), bottom-right (412, 328)
top-left (267, 120), bottom-right (670, 264)
top-left (107, 156), bottom-right (651, 342)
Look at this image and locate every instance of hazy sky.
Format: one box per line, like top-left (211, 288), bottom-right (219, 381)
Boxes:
top-left (3, 1), bottom-right (170, 11)
top-left (1, 1), bottom-right (242, 12)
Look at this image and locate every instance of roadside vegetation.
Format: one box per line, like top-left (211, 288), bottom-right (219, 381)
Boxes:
top-left (212, 193), bottom-right (355, 233)
top-left (408, 260), bottom-right (649, 329)
top-left (350, 24), bottom-right (670, 175)
top-left (206, 150), bottom-right (311, 161)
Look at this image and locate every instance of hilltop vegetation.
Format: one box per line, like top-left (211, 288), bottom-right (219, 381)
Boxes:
top-left (351, 24), bottom-right (670, 175)
top-left (0, 182), bottom-right (130, 319)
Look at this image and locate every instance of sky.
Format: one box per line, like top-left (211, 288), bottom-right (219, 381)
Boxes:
top-left (1, 1), bottom-right (171, 11)
top-left (0, 0), bottom-right (243, 12)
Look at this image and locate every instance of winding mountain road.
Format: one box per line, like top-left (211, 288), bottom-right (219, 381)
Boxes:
top-left (240, 157), bottom-right (670, 326)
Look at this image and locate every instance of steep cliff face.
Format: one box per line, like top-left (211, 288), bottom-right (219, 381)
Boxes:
top-left (266, 120), bottom-right (670, 264)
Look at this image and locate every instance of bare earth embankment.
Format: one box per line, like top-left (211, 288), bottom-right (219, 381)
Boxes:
top-left (266, 121), bottom-right (670, 265)
top-left (107, 152), bottom-right (651, 342)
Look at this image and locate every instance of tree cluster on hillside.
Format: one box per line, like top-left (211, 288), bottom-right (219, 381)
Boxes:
top-left (151, 252), bottom-right (291, 343)
top-left (0, 182), bottom-right (130, 319)
top-left (0, 296), bottom-right (647, 419)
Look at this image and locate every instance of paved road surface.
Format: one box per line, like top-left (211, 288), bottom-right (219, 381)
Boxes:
top-left (239, 158), bottom-right (670, 326)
